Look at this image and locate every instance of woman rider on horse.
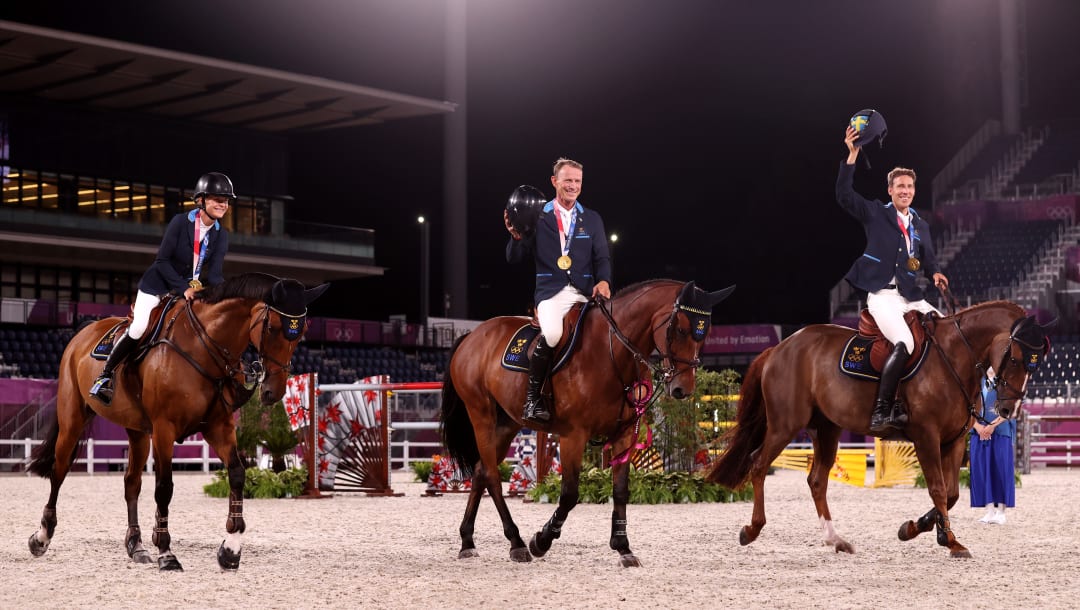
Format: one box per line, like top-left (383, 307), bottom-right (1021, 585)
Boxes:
top-left (89, 172), bottom-right (235, 405)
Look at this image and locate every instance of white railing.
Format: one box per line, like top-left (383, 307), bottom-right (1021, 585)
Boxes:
top-left (0, 437), bottom-right (222, 474)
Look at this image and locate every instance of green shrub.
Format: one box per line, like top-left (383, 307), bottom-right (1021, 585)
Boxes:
top-left (526, 467), bottom-right (751, 504)
top-left (498, 460), bottom-right (513, 482)
top-left (410, 459), bottom-right (434, 482)
top-left (203, 466), bottom-right (307, 499)
top-left (234, 393), bottom-right (300, 472)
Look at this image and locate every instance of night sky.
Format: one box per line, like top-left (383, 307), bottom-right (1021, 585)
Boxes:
top-left (4, 1), bottom-right (1080, 326)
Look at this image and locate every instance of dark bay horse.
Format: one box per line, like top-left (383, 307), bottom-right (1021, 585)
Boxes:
top-left (707, 300), bottom-right (1049, 558)
top-left (440, 279), bottom-right (734, 566)
top-left (27, 273), bottom-right (328, 571)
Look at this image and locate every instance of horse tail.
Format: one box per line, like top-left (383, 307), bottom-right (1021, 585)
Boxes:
top-left (439, 333), bottom-right (480, 479)
top-left (706, 346), bottom-right (773, 489)
top-left (27, 408), bottom-right (62, 478)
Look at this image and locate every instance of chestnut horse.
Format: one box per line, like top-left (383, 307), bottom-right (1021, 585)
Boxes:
top-left (440, 279), bottom-right (734, 566)
top-left (27, 273), bottom-right (328, 571)
top-left (707, 301), bottom-right (1050, 558)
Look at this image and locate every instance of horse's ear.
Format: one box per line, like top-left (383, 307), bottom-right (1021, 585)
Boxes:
top-left (271, 281), bottom-right (289, 306)
top-left (707, 285), bottom-right (736, 307)
top-left (677, 281), bottom-right (697, 304)
top-left (305, 283), bottom-right (330, 305)
top-left (1038, 316), bottom-right (1059, 331)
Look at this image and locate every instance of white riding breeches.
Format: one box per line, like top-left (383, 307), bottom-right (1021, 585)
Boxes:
top-left (128, 290), bottom-right (163, 340)
top-left (867, 286), bottom-right (941, 353)
top-left (535, 285), bottom-right (588, 347)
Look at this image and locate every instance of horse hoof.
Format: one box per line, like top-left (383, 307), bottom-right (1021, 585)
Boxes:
top-left (950, 548), bottom-right (972, 559)
top-left (834, 541), bottom-right (856, 554)
top-left (619, 553), bottom-right (642, 568)
top-left (131, 550), bottom-right (153, 564)
top-left (457, 548), bottom-right (479, 560)
top-left (528, 534), bottom-right (550, 558)
top-left (738, 526), bottom-right (756, 546)
top-left (158, 555), bottom-right (184, 571)
top-left (897, 521), bottom-right (917, 541)
top-left (28, 534), bottom-right (49, 557)
top-left (217, 541), bottom-right (241, 571)
top-left (509, 547), bottom-right (532, 563)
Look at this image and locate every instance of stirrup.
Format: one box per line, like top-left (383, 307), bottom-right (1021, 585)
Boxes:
top-left (89, 376), bottom-right (114, 405)
top-left (523, 398), bottom-right (551, 427)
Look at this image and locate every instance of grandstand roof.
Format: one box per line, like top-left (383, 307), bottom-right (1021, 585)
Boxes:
top-left (0, 19), bottom-right (456, 133)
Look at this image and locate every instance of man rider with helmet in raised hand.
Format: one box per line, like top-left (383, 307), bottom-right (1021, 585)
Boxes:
top-left (504, 158), bottom-right (612, 428)
top-left (837, 114), bottom-right (948, 435)
top-left (89, 172), bottom-right (235, 405)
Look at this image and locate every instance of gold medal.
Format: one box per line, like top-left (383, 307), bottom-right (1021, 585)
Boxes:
top-left (557, 255), bottom-right (572, 270)
top-left (906, 257), bottom-right (921, 271)
top-left (189, 279), bottom-right (204, 291)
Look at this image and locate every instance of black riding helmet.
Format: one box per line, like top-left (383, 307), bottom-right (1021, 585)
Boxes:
top-left (505, 184), bottom-right (547, 236)
top-left (849, 109), bottom-right (887, 148)
top-left (849, 109), bottom-right (887, 168)
top-left (194, 172), bottom-right (237, 206)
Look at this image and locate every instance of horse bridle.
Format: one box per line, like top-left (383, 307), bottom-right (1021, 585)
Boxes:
top-left (159, 301), bottom-right (298, 397)
top-left (248, 304), bottom-right (306, 387)
top-left (595, 296), bottom-right (703, 384)
top-left (990, 326), bottom-right (1047, 404)
top-left (928, 314), bottom-right (1041, 427)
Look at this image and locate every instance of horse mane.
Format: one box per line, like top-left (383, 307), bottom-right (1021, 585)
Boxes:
top-left (197, 272), bottom-right (281, 304)
top-left (954, 299), bottom-right (1026, 319)
top-left (612, 278), bottom-right (681, 302)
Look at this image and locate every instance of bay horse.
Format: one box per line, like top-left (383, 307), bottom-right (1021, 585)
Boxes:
top-left (26, 272), bottom-right (328, 571)
top-left (440, 279), bottom-right (734, 566)
top-left (706, 300), bottom-right (1050, 558)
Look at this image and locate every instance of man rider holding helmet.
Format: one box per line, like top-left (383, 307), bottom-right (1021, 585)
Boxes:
top-left (504, 158), bottom-right (612, 427)
top-left (89, 172), bottom-right (235, 405)
top-left (837, 123), bottom-right (948, 435)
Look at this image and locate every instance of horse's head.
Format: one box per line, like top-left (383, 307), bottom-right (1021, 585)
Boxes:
top-left (987, 314), bottom-right (1051, 419)
top-left (653, 281), bottom-right (735, 399)
top-left (251, 280), bottom-right (330, 405)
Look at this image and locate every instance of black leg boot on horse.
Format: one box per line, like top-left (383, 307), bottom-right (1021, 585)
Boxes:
top-left (869, 342), bottom-right (910, 435)
top-left (89, 332), bottom-right (138, 406)
top-left (522, 337), bottom-right (554, 428)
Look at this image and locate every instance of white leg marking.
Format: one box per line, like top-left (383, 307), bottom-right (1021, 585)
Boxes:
top-left (224, 531), bottom-right (243, 553)
top-left (819, 516), bottom-right (841, 545)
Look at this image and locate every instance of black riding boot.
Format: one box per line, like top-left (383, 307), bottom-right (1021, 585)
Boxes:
top-left (522, 337), bottom-right (555, 426)
top-left (89, 333), bottom-right (138, 406)
top-left (869, 342), bottom-right (911, 434)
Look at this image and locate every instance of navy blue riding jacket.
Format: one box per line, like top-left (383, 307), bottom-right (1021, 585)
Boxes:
top-left (139, 210), bottom-right (229, 296)
top-left (506, 200), bottom-right (612, 304)
top-left (836, 162), bottom-right (940, 302)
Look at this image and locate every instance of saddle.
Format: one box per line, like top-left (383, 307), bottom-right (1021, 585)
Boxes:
top-left (90, 296), bottom-right (184, 362)
top-left (838, 310), bottom-right (931, 381)
top-left (501, 302), bottom-right (590, 373)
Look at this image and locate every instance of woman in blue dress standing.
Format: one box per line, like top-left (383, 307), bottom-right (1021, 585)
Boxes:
top-left (969, 366), bottom-right (1016, 524)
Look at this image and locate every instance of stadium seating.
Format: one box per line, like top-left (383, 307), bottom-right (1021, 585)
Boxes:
top-left (0, 324), bottom-right (450, 384)
top-left (943, 219), bottom-right (1062, 300)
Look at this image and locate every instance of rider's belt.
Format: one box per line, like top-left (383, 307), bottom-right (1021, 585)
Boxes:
top-left (884, 283), bottom-right (896, 290)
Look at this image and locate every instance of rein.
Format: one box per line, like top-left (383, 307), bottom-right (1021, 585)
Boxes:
top-left (923, 307), bottom-right (1040, 444)
top-left (923, 315), bottom-right (987, 445)
top-left (153, 301), bottom-right (260, 411)
top-left (594, 296), bottom-right (699, 384)
top-left (593, 293), bottom-right (700, 464)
